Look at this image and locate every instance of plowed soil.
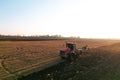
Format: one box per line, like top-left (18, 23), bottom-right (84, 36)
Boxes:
top-left (0, 39), bottom-right (120, 80)
top-left (19, 43), bottom-right (120, 80)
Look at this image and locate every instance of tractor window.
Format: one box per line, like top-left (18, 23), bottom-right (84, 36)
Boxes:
top-left (67, 44), bottom-right (74, 50)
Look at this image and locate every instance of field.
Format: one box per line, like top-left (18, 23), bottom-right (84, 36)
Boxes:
top-left (0, 39), bottom-right (120, 80)
top-left (20, 40), bottom-right (120, 80)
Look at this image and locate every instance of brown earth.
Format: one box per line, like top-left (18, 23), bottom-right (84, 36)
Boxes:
top-left (0, 39), bottom-right (120, 80)
top-left (19, 42), bottom-right (120, 80)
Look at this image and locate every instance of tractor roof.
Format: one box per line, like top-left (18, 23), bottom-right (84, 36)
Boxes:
top-left (66, 42), bottom-right (75, 44)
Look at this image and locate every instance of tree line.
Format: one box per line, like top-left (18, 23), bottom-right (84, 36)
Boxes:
top-left (0, 35), bottom-right (67, 41)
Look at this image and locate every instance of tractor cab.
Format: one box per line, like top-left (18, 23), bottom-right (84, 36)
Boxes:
top-left (60, 42), bottom-right (76, 59)
top-left (66, 42), bottom-right (76, 51)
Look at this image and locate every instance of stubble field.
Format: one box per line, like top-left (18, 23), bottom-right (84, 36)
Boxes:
top-left (0, 39), bottom-right (120, 80)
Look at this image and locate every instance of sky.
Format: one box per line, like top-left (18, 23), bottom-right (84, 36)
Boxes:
top-left (0, 0), bottom-right (120, 39)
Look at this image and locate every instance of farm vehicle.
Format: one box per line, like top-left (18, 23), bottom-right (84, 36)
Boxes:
top-left (59, 42), bottom-right (89, 61)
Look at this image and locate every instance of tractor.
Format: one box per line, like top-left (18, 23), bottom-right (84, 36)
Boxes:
top-left (59, 42), bottom-right (89, 61)
top-left (60, 42), bottom-right (80, 61)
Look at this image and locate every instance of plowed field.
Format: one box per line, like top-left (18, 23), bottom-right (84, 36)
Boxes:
top-left (0, 39), bottom-right (120, 80)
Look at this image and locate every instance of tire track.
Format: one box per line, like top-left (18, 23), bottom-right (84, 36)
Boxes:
top-left (1, 55), bottom-right (64, 80)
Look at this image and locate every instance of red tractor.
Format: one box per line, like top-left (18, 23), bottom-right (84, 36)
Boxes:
top-left (60, 42), bottom-right (81, 61)
top-left (59, 42), bottom-right (89, 61)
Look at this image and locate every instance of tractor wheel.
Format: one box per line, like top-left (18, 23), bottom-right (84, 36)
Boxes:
top-left (67, 53), bottom-right (72, 62)
top-left (71, 53), bottom-right (77, 61)
top-left (61, 56), bottom-right (65, 59)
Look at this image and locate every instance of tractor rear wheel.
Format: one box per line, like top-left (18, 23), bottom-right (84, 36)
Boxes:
top-left (67, 53), bottom-right (77, 62)
top-left (67, 53), bottom-right (72, 61)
